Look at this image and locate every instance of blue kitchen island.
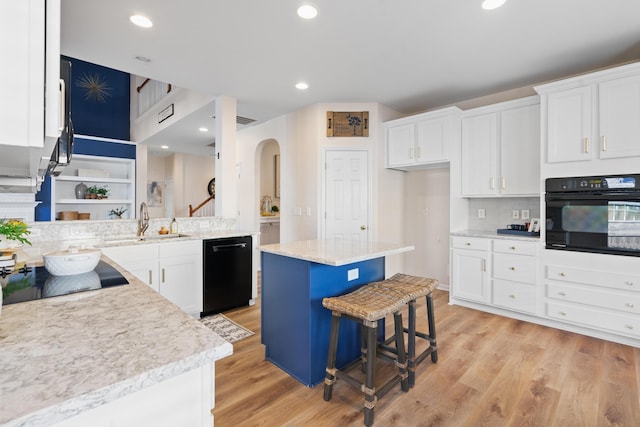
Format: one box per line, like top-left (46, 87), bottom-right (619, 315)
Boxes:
top-left (260, 239), bottom-right (414, 387)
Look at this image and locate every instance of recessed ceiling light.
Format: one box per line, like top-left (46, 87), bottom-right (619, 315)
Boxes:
top-left (199, 127), bottom-right (209, 132)
top-left (295, 82), bottom-right (309, 90)
top-left (135, 55), bottom-right (151, 63)
top-left (482, 0), bottom-right (506, 10)
top-left (161, 145), bottom-right (169, 150)
top-left (297, 4), bottom-right (318, 19)
top-left (130, 15), bottom-right (153, 28)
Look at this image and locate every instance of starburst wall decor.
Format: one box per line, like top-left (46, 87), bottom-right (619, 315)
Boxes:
top-left (76, 72), bottom-right (113, 103)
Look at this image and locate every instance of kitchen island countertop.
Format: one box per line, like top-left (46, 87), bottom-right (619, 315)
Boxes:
top-left (260, 238), bottom-right (414, 266)
top-left (0, 255), bottom-right (232, 426)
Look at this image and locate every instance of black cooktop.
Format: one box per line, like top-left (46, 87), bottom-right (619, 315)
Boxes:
top-left (1, 260), bottom-right (129, 305)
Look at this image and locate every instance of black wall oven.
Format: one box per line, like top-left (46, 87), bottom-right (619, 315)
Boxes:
top-left (545, 174), bottom-right (640, 257)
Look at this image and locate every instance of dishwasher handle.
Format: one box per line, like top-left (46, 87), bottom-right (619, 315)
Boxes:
top-left (211, 243), bottom-right (247, 252)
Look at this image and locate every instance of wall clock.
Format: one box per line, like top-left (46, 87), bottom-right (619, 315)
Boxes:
top-left (207, 178), bottom-right (215, 197)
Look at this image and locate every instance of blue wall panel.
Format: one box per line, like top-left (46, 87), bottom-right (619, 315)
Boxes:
top-left (74, 137), bottom-right (135, 159)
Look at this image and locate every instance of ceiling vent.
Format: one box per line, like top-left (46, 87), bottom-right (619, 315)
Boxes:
top-left (210, 115), bottom-right (257, 125)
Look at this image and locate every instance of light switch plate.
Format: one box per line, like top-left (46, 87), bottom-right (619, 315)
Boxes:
top-left (512, 209), bottom-right (520, 219)
top-left (478, 208), bottom-right (486, 219)
top-left (521, 209), bottom-right (530, 220)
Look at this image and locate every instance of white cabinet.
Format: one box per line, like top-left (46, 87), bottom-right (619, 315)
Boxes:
top-left (536, 62), bottom-right (640, 168)
top-left (545, 262), bottom-right (640, 339)
top-left (385, 107), bottom-right (461, 170)
top-left (491, 239), bottom-right (538, 314)
top-left (461, 96), bottom-right (540, 197)
top-left (103, 240), bottom-right (203, 317)
top-left (51, 154), bottom-right (135, 221)
top-left (0, 0), bottom-right (60, 183)
top-left (450, 236), bottom-right (490, 303)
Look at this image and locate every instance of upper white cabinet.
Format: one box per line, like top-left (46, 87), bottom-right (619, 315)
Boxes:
top-left (385, 107), bottom-right (461, 170)
top-left (0, 0), bottom-right (60, 180)
top-left (536, 62), bottom-right (640, 172)
top-left (461, 96), bottom-right (540, 197)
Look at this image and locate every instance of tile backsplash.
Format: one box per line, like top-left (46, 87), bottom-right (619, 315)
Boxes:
top-left (467, 197), bottom-right (541, 231)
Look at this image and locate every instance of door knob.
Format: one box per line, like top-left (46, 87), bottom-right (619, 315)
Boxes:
top-left (360, 225), bottom-right (367, 230)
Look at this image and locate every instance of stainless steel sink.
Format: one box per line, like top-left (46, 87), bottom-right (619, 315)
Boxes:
top-left (102, 234), bottom-right (191, 246)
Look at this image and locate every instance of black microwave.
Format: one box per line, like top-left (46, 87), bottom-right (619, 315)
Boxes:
top-left (545, 174), bottom-right (640, 257)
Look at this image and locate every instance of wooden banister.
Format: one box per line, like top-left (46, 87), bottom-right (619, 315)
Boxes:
top-left (189, 195), bottom-right (214, 217)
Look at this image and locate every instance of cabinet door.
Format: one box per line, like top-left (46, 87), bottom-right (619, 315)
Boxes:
top-left (386, 123), bottom-right (415, 167)
top-left (451, 249), bottom-right (489, 303)
top-left (546, 86), bottom-right (592, 163)
top-left (416, 117), bottom-right (448, 163)
top-left (599, 75), bottom-right (640, 159)
top-left (158, 241), bottom-right (202, 316)
top-left (500, 104), bottom-right (540, 195)
top-left (102, 245), bottom-right (158, 292)
top-left (461, 113), bottom-right (497, 196)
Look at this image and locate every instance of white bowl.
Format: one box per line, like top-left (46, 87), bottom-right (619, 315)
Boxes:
top-left (43, 247), bottom-right (101, 276)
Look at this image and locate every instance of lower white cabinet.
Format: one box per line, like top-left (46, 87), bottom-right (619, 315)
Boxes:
top-left (450, 236), bottom-right (490, 303)
top-left (544, 260), bottom-right (640, 339)
top-left (103, 240), bottom-right (203, 317)
top-left (451, 235), bottom-right (538, 314)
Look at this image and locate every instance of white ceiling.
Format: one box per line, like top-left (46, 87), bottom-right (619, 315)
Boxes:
top-left (61, 0), bottom-right (640, 155)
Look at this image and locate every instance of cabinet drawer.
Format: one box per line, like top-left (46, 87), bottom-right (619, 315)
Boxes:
top-left (493, 239), bottom-right (537, 256)
top-left (546, 282), bottom-right (640, 315)
top-left (547, 301), bottom-right (640, 339)
top-left (546, 265), bottom-right (640, 292)
top-left (493, 253), bottom-right (537, 284)
top-left (451, 236), bottom-right (490, 251)
top-left (493, 279), bottom-right (536, 314)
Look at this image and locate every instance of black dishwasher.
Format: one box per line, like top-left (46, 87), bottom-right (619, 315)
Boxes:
top-left (202, 236), bottom-right (252, 316)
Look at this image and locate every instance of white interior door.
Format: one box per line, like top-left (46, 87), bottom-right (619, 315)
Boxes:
top-left (324, 150), bottom-right (369, 241)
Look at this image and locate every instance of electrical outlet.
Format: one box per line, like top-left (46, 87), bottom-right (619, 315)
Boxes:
top-left (512, 209), bottom-right (520, 219)
top-left (478, 208), bottom-right (486, 219)
top-left (521, 209), bottom-right (530, 220)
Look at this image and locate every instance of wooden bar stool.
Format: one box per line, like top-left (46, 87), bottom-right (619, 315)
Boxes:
top-left (322, 286), bottom-right (409, 426)
top-left (367, 274), bottom-right (438, 388)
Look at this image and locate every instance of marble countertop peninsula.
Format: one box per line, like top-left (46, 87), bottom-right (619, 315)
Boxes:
top-left (0, 256), bottom-right (233, 427)
top-left (260, 238), bottom-right (414, 266)
top-left (451, 229), bottom-right (541, 241)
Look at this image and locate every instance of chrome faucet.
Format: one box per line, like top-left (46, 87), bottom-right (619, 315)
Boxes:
top-left (137, 202), bottom-right (149, 237)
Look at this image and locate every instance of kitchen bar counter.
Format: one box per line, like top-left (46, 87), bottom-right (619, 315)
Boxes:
top-left (451, 229), bottom-right (541, 241)
top-left (260, 238), bottom-right (414, 266)
top-left (260, 238), bottom-right (413, 386)
top-left (0, 255), bottom-right (232, 426)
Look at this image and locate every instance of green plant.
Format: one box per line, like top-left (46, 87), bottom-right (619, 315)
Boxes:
top-left (109, 207), bottom-right (127, 217)
top-left (87, 185), bottom-right (109, 196)
top-left (271, 205), bottom-right (279, 213)
top-left (0, 218), bottom-right (31, 245)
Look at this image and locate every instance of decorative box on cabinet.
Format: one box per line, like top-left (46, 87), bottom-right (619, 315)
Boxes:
top-left (536, 62), bottom-right (640, 169)
top-left (461, 96), bottom-right (540, 197)
top-left (51, 154), bottom-right (135, 220)
top-left (384, 107), bottom-right (461, 170)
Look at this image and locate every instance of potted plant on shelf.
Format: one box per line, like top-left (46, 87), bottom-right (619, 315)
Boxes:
top-left (109, 207), bottom-right (127, 219)
top-left (85, 185), bottom-right (109, 199)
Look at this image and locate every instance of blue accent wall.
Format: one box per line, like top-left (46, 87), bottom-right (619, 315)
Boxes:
top-left (63, 56), bottom-right (130, 141)
top-left (74, 137), bottom-right (135, 159)
top-left (35, 176), bottom-right (53, 221)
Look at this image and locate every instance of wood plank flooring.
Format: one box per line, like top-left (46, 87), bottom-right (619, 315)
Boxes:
top-left (214, 288), bottom-right (640, 426)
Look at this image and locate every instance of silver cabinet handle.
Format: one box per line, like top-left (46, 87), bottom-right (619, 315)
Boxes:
top-left (501, 177), bottom-right (506, 190)
top-left (148, 270), bottom-right (152, 285)
top-left (558, 292), bottom-right (566, 296)
top-left (409, 147), bottom-right (414, 159)
top-left (510, 246), bottom-right (516, 250)
top-left (601, 136), bottom-right (607, 152)
top-left (509, 294), bottom-right (516, 299)
top-left (584, 138), bottom-right (589, 154)
top-left (625, 324), bottom-right (634, 330)
top-left (626, 303), bottom-right (635, 308)
top-left (626, 281), bottom-right (634, 286)
top-left (465, 242), bottom-right (471, 246)
top-left (509, 267), bottom-right (516, 271)
top-left (482, 259), bottom-right (487, 272)
top-left (559, 311), bottom-right (567, 316)
top-left (559, 272), bottom-right (566, 277)
top-left (162, 268), bottom-right (165, 283)
top-left (490, 177), bottom-right (495, 190)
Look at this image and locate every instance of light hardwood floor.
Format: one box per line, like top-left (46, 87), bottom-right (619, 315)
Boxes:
top-left (214, 288), bottom-right (640, 426)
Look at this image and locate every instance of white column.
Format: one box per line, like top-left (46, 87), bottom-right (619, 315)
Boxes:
top-left (214, 96), bottom-right (237, 218)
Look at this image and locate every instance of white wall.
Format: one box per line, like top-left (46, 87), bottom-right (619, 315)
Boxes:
top-left (403, 168), bottom-right (451, 287)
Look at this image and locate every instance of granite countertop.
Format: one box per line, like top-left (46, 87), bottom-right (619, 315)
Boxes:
top-left (0, 255), bottom-right (233, 427)
top-left (260, 238), bottom-right (415, 266)
top-left (451, 229), bottom-right (541, 241)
